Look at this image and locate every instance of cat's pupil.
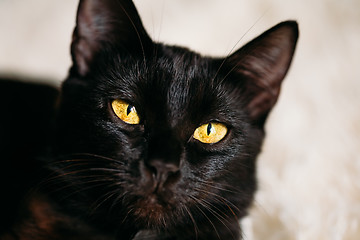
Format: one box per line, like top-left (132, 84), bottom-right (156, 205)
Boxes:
top-left (127, 105), bottom-right (134, 115)
top-left (207, 123), bottom-right (213, 136)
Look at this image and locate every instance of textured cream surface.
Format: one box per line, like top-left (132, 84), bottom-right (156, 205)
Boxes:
top-left (1, 0), bottom-right (360, 239)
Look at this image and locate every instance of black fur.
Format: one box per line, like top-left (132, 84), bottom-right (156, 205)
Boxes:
top-left (0, 0), bottom-right (298, 239)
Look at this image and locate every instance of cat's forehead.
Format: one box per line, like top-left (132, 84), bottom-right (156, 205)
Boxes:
top-left (100, 46), bottom-right (232, 127)
top-left (145, 49), bottom-right (220, 125)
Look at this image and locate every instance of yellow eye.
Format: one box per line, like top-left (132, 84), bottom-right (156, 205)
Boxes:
top-left (111, 99), bottom-right (140, 124)
top-left (193, 122), bottom-right (227, 144)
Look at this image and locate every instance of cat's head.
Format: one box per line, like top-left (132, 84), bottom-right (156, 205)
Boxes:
top-left (52, 0), bottom-right (298, 235)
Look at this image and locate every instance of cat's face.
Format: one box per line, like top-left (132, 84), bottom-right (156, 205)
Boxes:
top-left (51, 0), bottom-right (298, 236)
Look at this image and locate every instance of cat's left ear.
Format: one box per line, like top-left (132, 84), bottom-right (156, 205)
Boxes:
top-left (225, 21), bottom-right (298, 126)
top-left (71, 0), bottom-right (153, 76)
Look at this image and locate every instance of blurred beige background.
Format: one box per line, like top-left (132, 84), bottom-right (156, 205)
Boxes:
top-left (1, 0), bottom-right (360, 239)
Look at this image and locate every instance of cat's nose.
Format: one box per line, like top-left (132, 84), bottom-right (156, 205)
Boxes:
top-left (145, 130), bottom-right (182, 189)
top-left (146, 158), bottom-right (180, 189)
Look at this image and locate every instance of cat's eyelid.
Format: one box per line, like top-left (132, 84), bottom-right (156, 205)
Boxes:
top-left (196, 119), bottom-right (228, 128)
top-left (109, 98), bottom-right (140, 112)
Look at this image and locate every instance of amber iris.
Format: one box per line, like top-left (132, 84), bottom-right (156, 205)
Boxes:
top-left (111, 99), bottom-right (140, 124)
top-left (193, 122), bottom-right (227, 144)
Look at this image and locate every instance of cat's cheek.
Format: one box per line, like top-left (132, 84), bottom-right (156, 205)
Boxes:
top-left (184, 133), bottom-right (236, 169)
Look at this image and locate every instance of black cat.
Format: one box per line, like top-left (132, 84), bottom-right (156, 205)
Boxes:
top-left (0, 0), bottom-right (298, 239)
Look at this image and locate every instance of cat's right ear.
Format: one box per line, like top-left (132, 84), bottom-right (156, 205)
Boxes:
top-left (71, 0), bottom-right (153, 76)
